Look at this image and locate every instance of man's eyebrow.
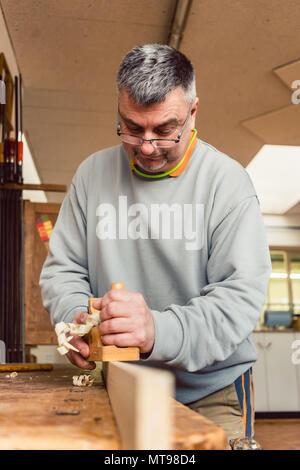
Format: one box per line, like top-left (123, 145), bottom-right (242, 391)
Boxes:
top-left (119, 111), bottom-right (179, 129)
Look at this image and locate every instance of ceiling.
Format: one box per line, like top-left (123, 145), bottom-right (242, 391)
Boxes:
top-left (1, 0), bottom-right (300, 208)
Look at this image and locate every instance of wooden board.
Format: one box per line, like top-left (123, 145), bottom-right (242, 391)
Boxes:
top-left (103, 362), bottom-right (228, 450)
top-left (0, 364), bottom-right (228, 450)
top-left (103, 361), bottom-right (174, 450)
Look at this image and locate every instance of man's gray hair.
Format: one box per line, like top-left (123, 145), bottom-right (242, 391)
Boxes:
top-left (117, 44), bottom-right (196, 106)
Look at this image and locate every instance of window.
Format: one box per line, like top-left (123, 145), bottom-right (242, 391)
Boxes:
top-left (290, 253), bottom-right (300, 315)
top-left (267, 251), bottom-right (290, 312)
top-left (259, 250), bottom-right (300, 329)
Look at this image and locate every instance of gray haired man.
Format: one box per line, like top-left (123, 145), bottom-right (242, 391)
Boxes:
top-left (40, 44), bottom-right (271, 443)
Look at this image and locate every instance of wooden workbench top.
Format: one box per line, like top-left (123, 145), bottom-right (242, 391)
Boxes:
top-left (0, 364), bottom-right (227, 450)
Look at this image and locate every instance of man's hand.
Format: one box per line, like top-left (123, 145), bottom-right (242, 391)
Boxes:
top-left (93, 289), bottom-right (155, 354)
top-left (65, 312), bottom-right (96, 370)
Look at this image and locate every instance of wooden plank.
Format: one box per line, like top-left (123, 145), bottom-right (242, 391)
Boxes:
top-left (103, 361), bottom-right (174, 450)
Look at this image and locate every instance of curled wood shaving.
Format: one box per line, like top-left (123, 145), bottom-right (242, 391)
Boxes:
top-left (6, 371), bottom-right (18, 378)
top-left (72, 374), bottom-right (94, 387)
top-left (55, 311), bottom-right (100, 356)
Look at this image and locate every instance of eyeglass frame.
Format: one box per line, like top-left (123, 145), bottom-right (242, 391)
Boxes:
top-left (117, 106), bottom-right (192, 148)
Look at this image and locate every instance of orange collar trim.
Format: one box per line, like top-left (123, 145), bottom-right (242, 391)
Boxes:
top-left (129, 129), bottom-right (198, 179)
top-left (169, 130), bottom-right (197, 177)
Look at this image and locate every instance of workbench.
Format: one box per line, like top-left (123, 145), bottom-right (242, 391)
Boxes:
top-left (0, 364), bottom-right (227, 450)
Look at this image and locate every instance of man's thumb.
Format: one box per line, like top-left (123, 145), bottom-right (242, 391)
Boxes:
top-left (92, 298), bottom-right (102, 310)
top-left (74, 312), bottom-right (89, 324)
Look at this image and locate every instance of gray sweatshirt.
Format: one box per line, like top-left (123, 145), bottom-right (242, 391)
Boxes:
top-left (39, 139), bottom-right (271, 404)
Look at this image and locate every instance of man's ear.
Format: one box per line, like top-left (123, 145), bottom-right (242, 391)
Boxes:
top-left (190, 97), bottom-right (199, 128)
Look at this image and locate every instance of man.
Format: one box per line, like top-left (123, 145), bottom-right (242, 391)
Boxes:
top-left (40, 44), bottom-right (271, 442)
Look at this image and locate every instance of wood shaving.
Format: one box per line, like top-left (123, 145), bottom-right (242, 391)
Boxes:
top-left (6, 372), bottom-right (18, 378)
top-left (55, 311), bottom-right (100, 355)
top-left (72, 374), bottom-right (94, 387)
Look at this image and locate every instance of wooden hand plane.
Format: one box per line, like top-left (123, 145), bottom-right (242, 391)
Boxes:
top-left (86, 282), bottom-right (140, 362)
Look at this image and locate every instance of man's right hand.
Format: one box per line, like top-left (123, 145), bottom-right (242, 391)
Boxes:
top-left (65, 312), bottom-right (96, 370)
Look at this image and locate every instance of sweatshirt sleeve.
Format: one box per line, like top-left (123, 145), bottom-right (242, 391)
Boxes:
top-left (39, 168), bottom-right (92, 326)
top-left (144, 194), bottom-right (272, 371)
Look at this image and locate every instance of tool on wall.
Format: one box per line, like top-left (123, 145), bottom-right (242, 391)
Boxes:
top-left (17, 74), bottom-right (23, 184)
top-left (14, 75), bottom-right (18, 180)
top-left (6, 137), bottom-right (15, 182)
top-left (0, 53), bottom-right (13, 138)
top-left (0, 74), bottom-right (5, 184)
top-left (7, 74), bottom-right (23, 184)
top-left (0, 71), bottom-right (23, 184)
top-left (86, 282), bottom-right (140, 362)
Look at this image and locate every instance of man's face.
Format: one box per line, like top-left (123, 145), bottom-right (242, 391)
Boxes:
top-left (118, 88), bottom-right (198, 174)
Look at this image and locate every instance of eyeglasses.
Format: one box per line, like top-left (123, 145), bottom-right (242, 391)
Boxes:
top-left (117, 107), bottom-right (191, 149)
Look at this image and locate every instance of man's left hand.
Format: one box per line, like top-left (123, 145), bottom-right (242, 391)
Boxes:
top-left (92, 289), bottom-right (155, 354)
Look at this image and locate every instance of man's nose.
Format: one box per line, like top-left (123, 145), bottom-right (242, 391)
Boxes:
top-left (140, 140), bottom-right (156, 155)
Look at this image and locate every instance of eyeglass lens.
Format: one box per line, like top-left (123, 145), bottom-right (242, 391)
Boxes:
top-left (120, 135), bottom-right (176, 148)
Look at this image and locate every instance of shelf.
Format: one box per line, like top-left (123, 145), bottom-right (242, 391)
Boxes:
top-left (0, 183), bottom-right (67, 192)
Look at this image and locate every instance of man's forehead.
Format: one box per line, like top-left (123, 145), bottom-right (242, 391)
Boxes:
top-left (118, 109), bottom-right (179, 128)
top-left (118, 88), bottom-right (188, 125)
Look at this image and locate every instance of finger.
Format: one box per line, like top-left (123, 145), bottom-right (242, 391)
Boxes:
top-left (73, 312), bottom-right (89, 325)
top-left (76, 339), bottom-right (90, 358)
top-left (100, 301), bottom-right (136, 321)
top-left (92, 297), bottom-right (103, 311)
top-left (101, 332), bottom-right (137, 348)
top-left (66, 350), bottom-right (96, 370)
top-left (101, 289), bottom-right (134, 307)
top-left (99, 317), bottom-right (132, 336)
top-left (67, 335), bottom-right (90, 358)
